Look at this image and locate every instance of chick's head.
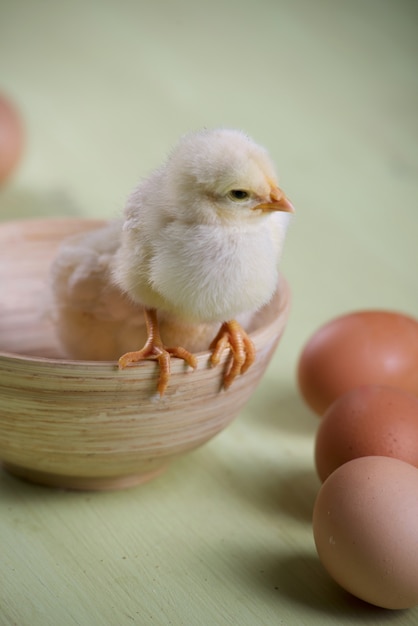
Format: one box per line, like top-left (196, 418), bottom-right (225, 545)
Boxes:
top-left (164, 128), bottom-right (293, 225)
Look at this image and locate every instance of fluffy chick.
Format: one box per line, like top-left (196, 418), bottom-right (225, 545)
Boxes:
top-left (113, 128), bottom-right (293, 392)
top-left (52, 128), bottom-right (293, 395)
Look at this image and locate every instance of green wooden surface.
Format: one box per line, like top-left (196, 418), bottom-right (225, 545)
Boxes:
top-left (0, 1), bottom-right (417, 624)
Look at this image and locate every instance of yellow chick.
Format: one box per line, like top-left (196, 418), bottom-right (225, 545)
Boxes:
top-left (51, 128), bottom-right (294, 395)
top-left (113, 128), bottom-right (293, 391)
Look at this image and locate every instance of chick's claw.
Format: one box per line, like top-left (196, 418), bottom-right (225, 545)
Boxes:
top-left (118, 346), bottom-right (196, 396)
top-left (118, 308), bottom-right (197, 396)
top-left (210, 320), bottom-right (256, 389)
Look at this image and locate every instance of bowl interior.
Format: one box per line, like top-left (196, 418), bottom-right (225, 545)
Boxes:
top-left (0, 219), bottom-right (110, 358)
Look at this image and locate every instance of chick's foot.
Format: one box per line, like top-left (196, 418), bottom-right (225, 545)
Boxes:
top-left (210, 320), bottom-right (256, 389)
top-left (118, 308), bottom-right (197, 396)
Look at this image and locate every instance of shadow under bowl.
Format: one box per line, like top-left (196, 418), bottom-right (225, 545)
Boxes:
top-left (0, 218), bottom-right (291, 490)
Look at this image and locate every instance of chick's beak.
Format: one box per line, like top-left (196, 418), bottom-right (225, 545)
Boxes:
top-left (254, 187), bottom-right (295, 213)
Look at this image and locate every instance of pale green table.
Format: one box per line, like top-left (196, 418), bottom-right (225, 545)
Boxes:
top-left (0, 1), bottom-right (417, 624)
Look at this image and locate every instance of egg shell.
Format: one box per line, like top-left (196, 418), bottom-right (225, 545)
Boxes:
top-left (0, 94), bottom-right (24, 183)
top-left (313, 456), bottom-right (418, 609)
top-left (298, 310), bottom-right (418, 415)
top-left (315, 385), bottom-right (418, 481)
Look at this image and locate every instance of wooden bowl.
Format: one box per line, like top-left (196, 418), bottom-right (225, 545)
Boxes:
top-left (0, 218), bottom-right (291, 490)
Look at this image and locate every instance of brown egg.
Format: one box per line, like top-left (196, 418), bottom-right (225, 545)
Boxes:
top-left (298, 310), bottom-right (418, 415)
top-left (315, 385), bottom-right (418, 481)
top-left (313, 456), bottom-right (418, 609)
top-left (0, 94), bottom-right (24, 183)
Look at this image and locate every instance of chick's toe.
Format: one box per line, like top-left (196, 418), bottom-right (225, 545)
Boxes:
top-left (118, 308), bottom-right (197, 395)
top-left (210, 320), bottom-right (256, 389)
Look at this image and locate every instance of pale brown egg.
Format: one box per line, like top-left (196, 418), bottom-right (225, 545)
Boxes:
top-left (298, 310), bottom-right (418, 416)
top-left (313, 456), bottom-right (418, 609)
top-left (315, 385), bottom-right (418, 481)
top-left (0, 93), bottom-right (24, 183)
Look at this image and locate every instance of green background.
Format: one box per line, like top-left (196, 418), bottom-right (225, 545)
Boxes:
top-left (1, 1), bottom-right (417, 624)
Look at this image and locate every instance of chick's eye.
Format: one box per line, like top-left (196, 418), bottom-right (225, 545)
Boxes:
top-left (228, 189), bottom-right (250, 201)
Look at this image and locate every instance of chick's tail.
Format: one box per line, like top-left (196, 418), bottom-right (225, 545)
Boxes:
top-left (50, 221), bottom-right (146, 360)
